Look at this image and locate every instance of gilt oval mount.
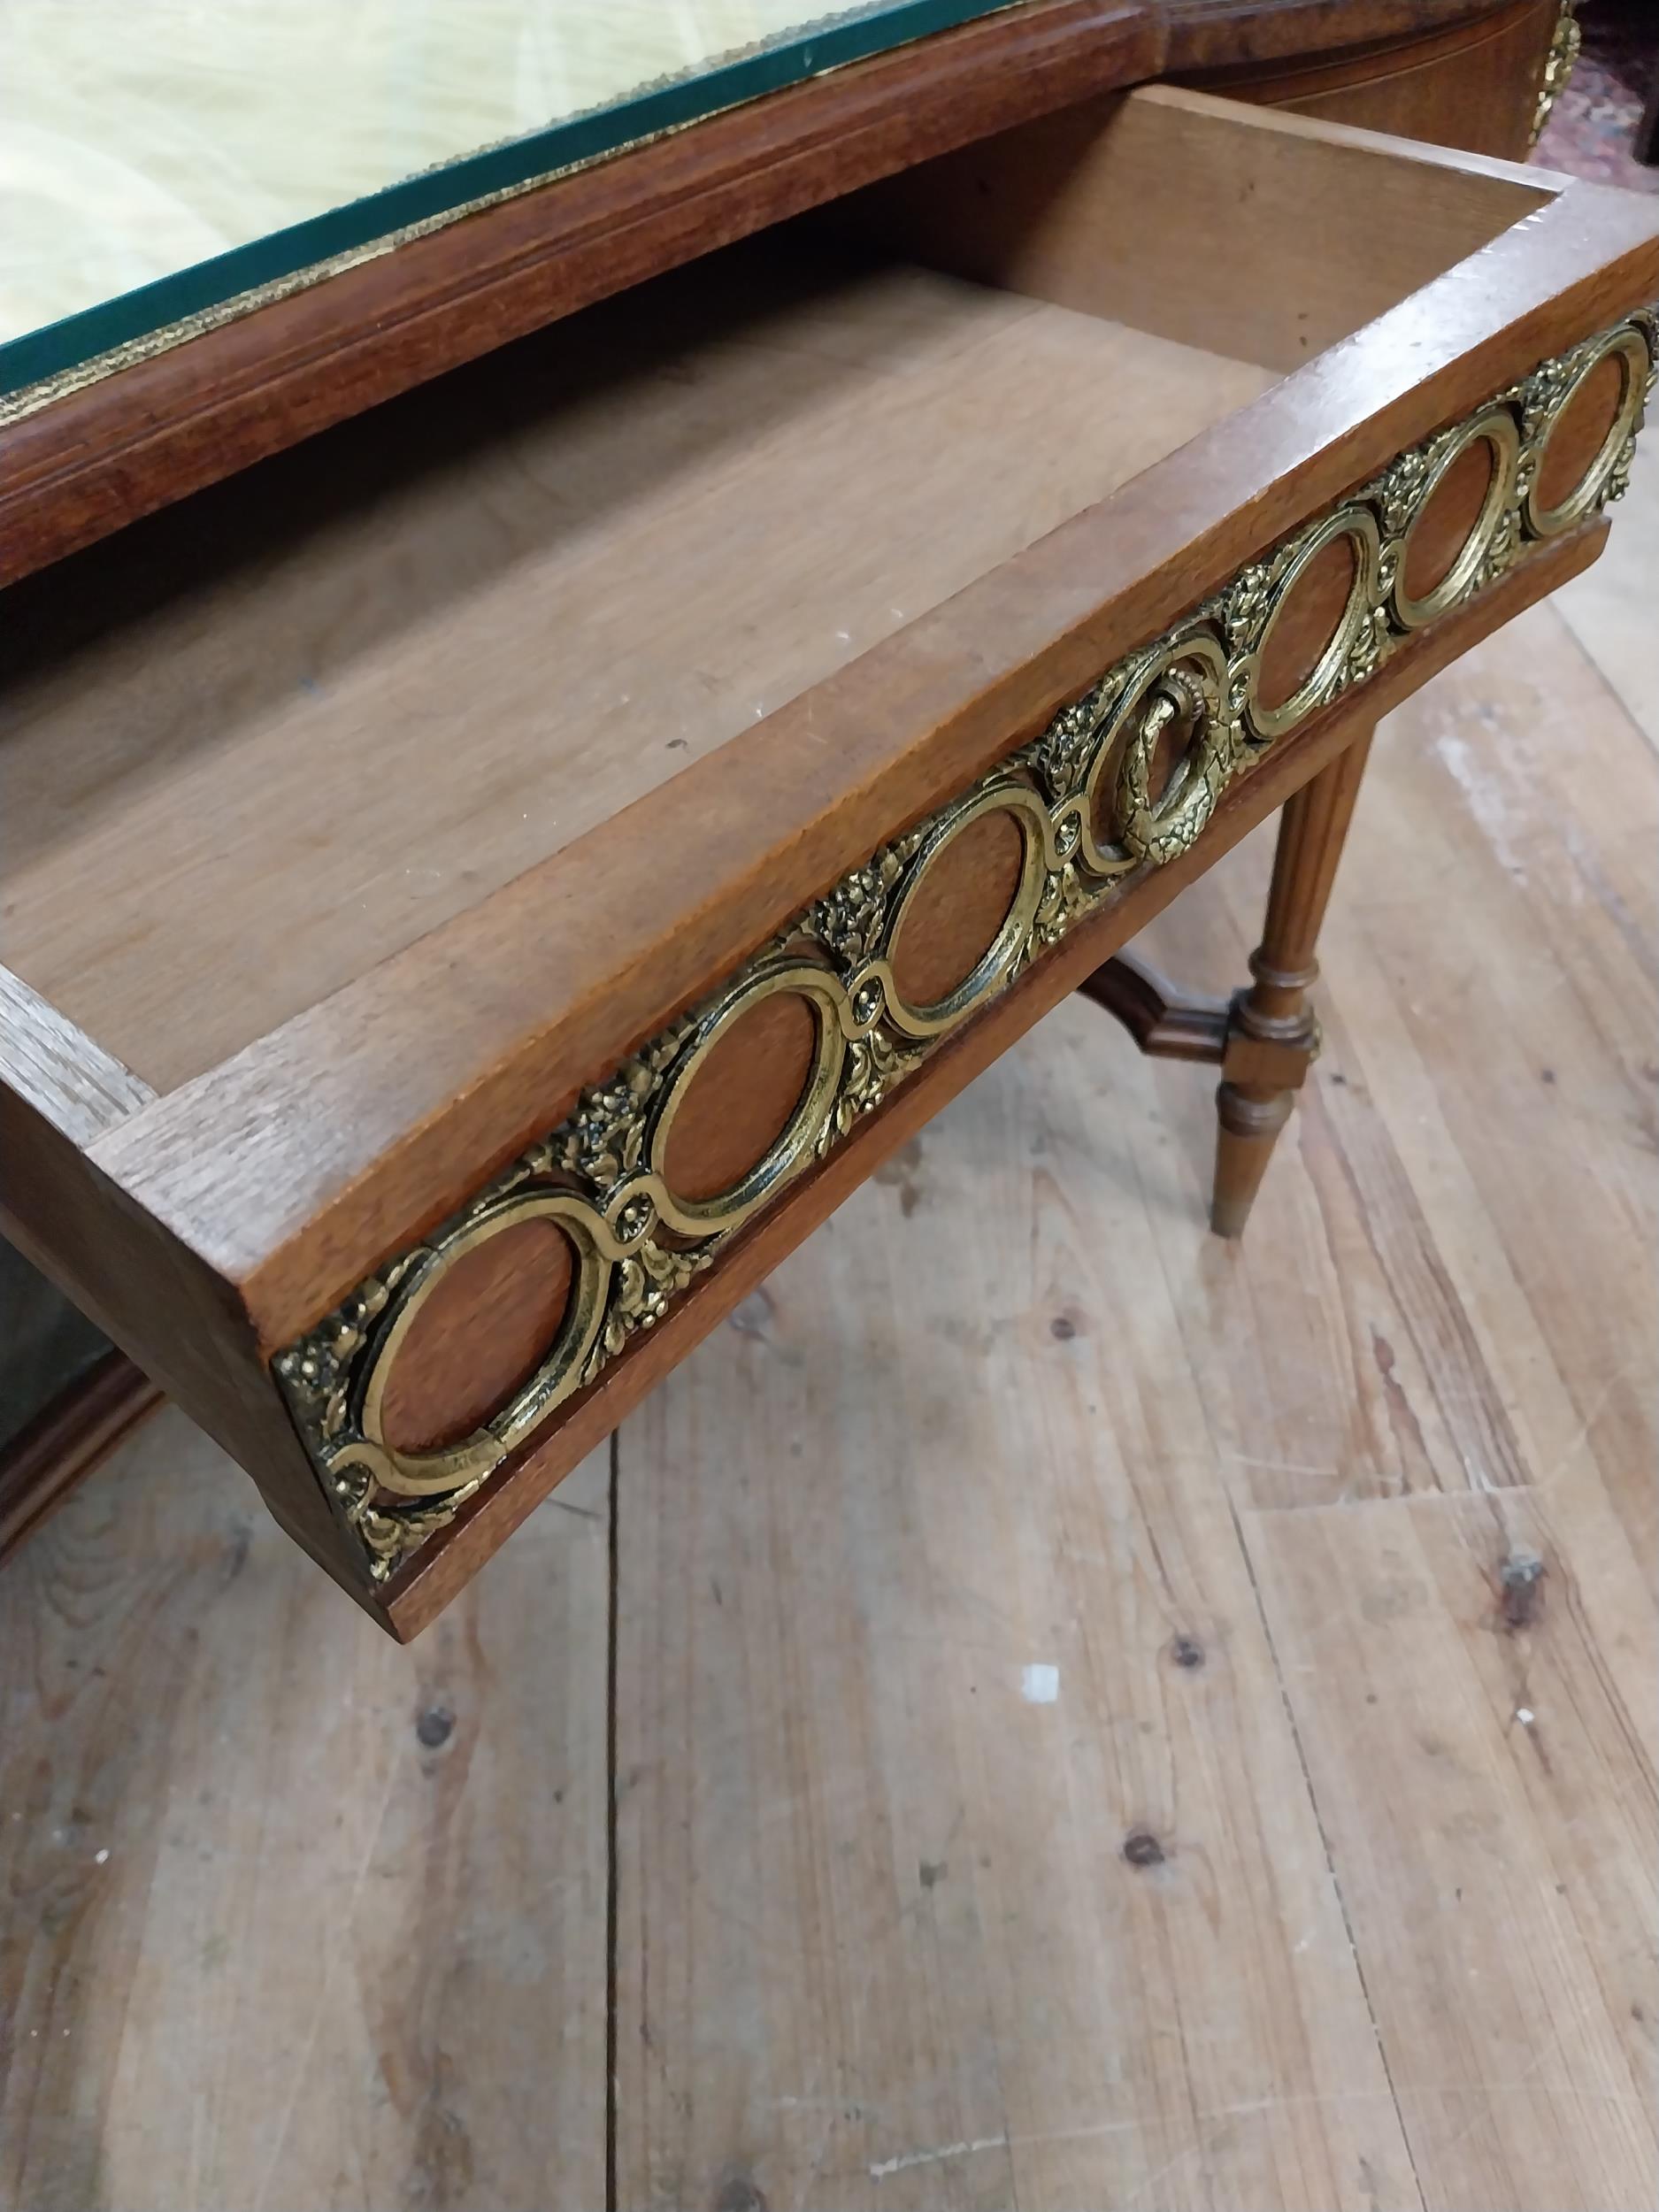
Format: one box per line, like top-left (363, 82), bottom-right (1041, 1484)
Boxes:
top-left (1393, 406), bottom-right (1520, 630)
top-left (1525, 326), bottom-right (1649, 538)
top-left (881, 784), bottom-right (1048, 1037)
top-left (1242, 507), bottom-right (1382, 743)
top-left (648, 958), bottom-right (847, 1229)
top-left (356, 1191), bottom-right (613, 1499)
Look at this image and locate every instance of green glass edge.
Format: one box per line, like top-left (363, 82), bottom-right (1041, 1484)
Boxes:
top-left (1, 0), bottom-right (1021, 398)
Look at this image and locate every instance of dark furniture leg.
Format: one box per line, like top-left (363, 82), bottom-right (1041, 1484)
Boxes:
top-left (0, 1350), bottom-right (165, 1565)
top-left (1638, 46), bottom-right (1659, 167)
top-left (1211, 726), bottom-right (1376, 1234)
top-left (1079, 723), bottom-right (1377, 1237)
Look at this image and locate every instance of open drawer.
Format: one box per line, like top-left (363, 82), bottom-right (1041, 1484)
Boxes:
top-left (3, 87), bottom-right (1655, 1636)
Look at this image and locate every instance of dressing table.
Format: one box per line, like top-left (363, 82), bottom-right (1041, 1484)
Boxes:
top-left (3, 0), bottom-right (1652, 1636)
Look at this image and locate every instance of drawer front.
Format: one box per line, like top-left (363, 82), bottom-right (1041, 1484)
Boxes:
top-left (273, 302), bottom-right (1655, 1625)
top-left (10, 87), bottom-right (1659, 1636)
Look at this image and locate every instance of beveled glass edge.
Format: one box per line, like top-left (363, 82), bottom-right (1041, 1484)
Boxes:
top-left (0, 0), bottom-right (1019, 404)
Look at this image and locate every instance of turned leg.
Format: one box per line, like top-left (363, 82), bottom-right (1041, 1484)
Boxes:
top-left (1211, 726), bottom-right (1375, 1237)
top-left (1076, 722), bottom-right (1377, 1239)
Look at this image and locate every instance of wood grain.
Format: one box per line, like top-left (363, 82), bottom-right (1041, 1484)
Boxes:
top-left (1075, 949), bottom-right (1232, 1059)
top-left (0, 1088), bottom-right (374, 1613)
top-left (606, 485), bottom-right (1659, 2209)
top-left (1255, 531), bottom-right (1358, 713)
top-left (1211, 721), bottom-right (1376, 1235)
top-left (830, 81), bottom-right (1556, 373)
top-left (1555, 438), bottom-right (1659, 750)
top-left (1305, 605), bottom-right (1658, 1571)
top-left (1402, 434), bottom-right (1495, 600)
top-left (1176, 0), bottom-right (1559, 160)
top-left (27, 75), bottom-right (1561, 1092)
top-left (612, 1092), bottom-right (1417, 2211)
top-left (0, 0), bottom-right (1547, 591)
top-left (6, 82), bottom-right (1655, 1629)
top-left (378, 1217), bottom-right (576, 1455)
top-left (1157, 0), bottom-right (1547, 74)
top-left (662, 989), bottom-right (823, 1207)
top-left (0, 966), bottom-right (153, 1143)
top-left (1533, 345), bottom-right (1630, 515)
top-left (1125, 603), bottom-right (1655, 1544)
top-left (0, 1412), bottom-right (610, 2211)
top-left (84, 157), bottom-right (1659, 1375)
top-left (1242, 1489), bottom-right (1656, 2208)
top-left (888, 808), bottom-right (1029, 1008)
top-left (1, 246), bottom-right (1269, 1089)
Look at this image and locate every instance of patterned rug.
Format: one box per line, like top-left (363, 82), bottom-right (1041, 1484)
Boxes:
top-left (1535, 0), bottom-right (1658, 191)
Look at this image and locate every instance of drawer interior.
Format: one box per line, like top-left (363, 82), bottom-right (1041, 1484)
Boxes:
top-left (0, 89), bottom-right (1555, 1094)
top-left (1, 241), bottom-right (1271, 1090)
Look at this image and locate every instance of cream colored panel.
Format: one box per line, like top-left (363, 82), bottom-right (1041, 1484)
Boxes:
top-left (0, 0), bottom-right (908, 342)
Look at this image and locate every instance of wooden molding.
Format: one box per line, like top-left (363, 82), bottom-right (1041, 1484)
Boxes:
top-left (1076, 954), bottom-right (1231, 1061)
top-left (0, 1351), bottom-right (165, 1564)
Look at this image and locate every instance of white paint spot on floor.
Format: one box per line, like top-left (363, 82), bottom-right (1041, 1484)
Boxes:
top-left (1516, 1708), bottom-right (1535, 1726)
top-left (94, 1848), bottom-right (110, 1864)
top-left (1433, 725), bottom-right (1532, 885)
top-left (869, 2134), bottom-right (1007, 2179)
top-left (1021, 1663), bottom-right (1059, 1704)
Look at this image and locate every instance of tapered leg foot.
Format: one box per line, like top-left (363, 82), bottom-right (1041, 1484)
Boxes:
top-left (1203, 726), bottom-right (1375, 1237)
top-left (1204, 949), bottom-right (1321, 1236)
top-left (1211, 1082), bottom-right (1295, 1237)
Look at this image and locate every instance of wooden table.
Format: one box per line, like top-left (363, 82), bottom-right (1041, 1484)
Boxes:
top-left (2, 0), bottom-right (1650, 1639)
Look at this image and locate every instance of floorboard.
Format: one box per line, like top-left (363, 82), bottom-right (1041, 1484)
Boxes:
top-left (1242, 1485), bottom-right (1656, 2212)
top-left (1555, 441), bottom-right (1659, 753)
top-left (0, 1416), bottom-right (610, 2212)
top-left (612, 1062), bottom-right (1414, 2210)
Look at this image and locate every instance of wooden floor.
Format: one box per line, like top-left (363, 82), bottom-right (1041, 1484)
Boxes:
top-left (3, 454), bottom-right (1654, 2211)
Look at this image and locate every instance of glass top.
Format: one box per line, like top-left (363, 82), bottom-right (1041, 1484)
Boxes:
top-left (0, 0), bottom-right (1018, 399)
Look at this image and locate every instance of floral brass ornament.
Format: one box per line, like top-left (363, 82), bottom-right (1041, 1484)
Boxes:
top-left (276, 308), bottom-right (1657, 1582)
top-left (1530, 0), bottom-right (1581, 149)
top-left (1517, 323), bottom-right (1655, 536)
top-left (1382, 405), bottom-right (1523, 631)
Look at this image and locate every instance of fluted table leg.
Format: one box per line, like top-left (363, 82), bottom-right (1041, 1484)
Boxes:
top-left (1210, 722), bottom-right (1377, 1236)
